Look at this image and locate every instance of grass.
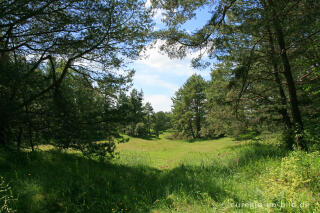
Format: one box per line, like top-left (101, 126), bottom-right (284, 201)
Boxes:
top-left (115, 134), bottom-right (239, 168)
top-left (0, 133), bottom-right (319, 212)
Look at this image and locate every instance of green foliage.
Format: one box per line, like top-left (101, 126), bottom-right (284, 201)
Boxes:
top-left (117, 90), bottom-right (173, 138)
top-left (118, 89), bottom-right (146, 136)
top-left (280, 130), bottom-right (295, 150)
top-left (0, 177), bottom-right (16, 213)
top-left (172, 74), bottom-right (207, 139)
top-left (0, 0), bottom-right (154, 157)
top-left (260, 151), bottom-right (320, 211)
top-left (235, 130), bottom-right (259, 141)
top-left (1, 0), bottom-right (153, 68)
top-left (152, 111), bottom-right (172, 137)
top-left (203, 63), bottom-right (247, 137)
top-left (0, 58), bottom-right (132, 158)
top-left (304, 130), bottom-right (320, 152)
top-left (143, 102), bottom-right (154, 135)
top-left (135, 122), bottom-right (148, 137)
top-left (155, 0), bottom-right (320, 149)
top-left (5, 134), bottom-right (318, 212)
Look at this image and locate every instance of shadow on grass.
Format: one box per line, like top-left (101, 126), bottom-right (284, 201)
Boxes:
top-left (185, 135), bottom-right (225, 143)
top-left (163, 133), bottom-right (225, 143)
top-left (217, 142), bottom-right (289, 179)
top-left (0, 142), bottom-right (287, 212)
top-left (129, 135), bottom-right (159, 141)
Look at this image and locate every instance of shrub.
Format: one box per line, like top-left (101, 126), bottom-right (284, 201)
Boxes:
top-left (0, 177), bottom-right (16, 213)
top-left (304, 129), bottom-right (320, 151)
top-left (261, 151), bottom-right (320, 212)
top-left (135, 123), bottom-right (148, 137)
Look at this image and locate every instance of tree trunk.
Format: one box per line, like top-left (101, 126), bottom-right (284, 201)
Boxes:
top-left (188, 119), bottom-right (195, 139)
top-left (267, 27), bottom-right (292, 129)
top-left (25, 105), bottom-right (35, 151)
top-left (17, 127), bottom-right (23, 151)
top-left (28, 125), bottom-right (34, 151)
top-left (147, 115), bottom-right (150, 135)
top-left (0, 126), bottom-right (5, 147)
top-left (195, 111), bottom-right (201, 138)
top-left (267, 0), bottom-right (306, 150)
top-left (131, 123), bottom-right (135, 136)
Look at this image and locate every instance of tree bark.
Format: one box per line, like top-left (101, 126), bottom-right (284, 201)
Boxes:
top-left (188, 119), bottom-right (196, 139)
top-left (267, 0), bottom-right (306, 150)
top-left (17, 127), bottom-right (23, 151)
top-left (267, 27), bottom-right (292, 129)
top-left (195, 109), bottom-right (201, 138)
top-left (0, 126), bottom-right (5, 146)
top-left (25, 105), bottom-right (34, 151)
top-left (28, 125), bottom-right (34, 152)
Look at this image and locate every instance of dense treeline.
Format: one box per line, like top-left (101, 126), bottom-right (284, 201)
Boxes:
top-left (1, 0), bottom-right (319, 156)
top-left (160, 0), bottom-right (320, 149)
top-left (117, 88), bottom-right (172, 137)
top-left (0, 0), bottom-right (155, 157)
top-left (1, 1), bottom-right (320, 212)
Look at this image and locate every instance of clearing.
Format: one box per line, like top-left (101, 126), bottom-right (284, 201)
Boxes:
top-left (2, 133), bottom-right (318, 212)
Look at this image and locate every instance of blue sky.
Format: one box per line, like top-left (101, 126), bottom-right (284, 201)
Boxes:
top-left (131, 1), bottom-right (213, 112)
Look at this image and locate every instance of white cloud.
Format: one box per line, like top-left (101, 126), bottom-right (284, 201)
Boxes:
top-left (133, 40), bottom-right (211, 113)
top-left (145, 0), bottom-right (152, 7)
top-left (137, 40), bottom-right (209, 77)
top-left (144, 94), bottom-right (172, 112)
top-left (134, 73), bottom-right (179, 92)
top-left (145, 0), bottom-right (164, 23)
top-left (153, 9), bottom-right (164, 22)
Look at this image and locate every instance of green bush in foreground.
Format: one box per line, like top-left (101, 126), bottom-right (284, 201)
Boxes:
top-left (261, 150), bottom-right (320, 212)
top-left (0, 177), bottom-right (16, 213)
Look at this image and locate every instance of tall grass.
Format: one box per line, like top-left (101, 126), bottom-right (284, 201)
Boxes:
top-left (0, 135), bottom-right (319, 212)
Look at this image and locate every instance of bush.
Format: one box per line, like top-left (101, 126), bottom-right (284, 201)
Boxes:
top-left (261, 151), bottom-right (320, 212)
top-left (235, 130), bottom-right (259, 141)
top-left (280, 129), bottom-right (295, 150)
top-left (135, 123), bottom-right (148, 137)
top-left (304, 129), bottom-right (320, 151)
top-left (0, 177), bottom-right (16, 213)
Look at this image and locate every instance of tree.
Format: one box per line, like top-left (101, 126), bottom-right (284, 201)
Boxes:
top-left (143, 102), bottom-right (154, 135)
top-left (152, 111), bottom-right (172, 137)
top-left (153, 0), bottom-right (320, 149)
top-left (116, 89), bottom-right (158, 137)
top-left (0, 58), bottom-right (132, 157)
top-left (204, 63), bottom-right (246, 137)
top-left (172, 74), bottom-right (207, 139)
top-left (0, 0), bottom-right (154, 157)
top-left (1, 0), bottom-right (153, 104)
top-left (126, 89), bottom-right (145, 136)
top-left (135, 122), bottom-right (148, 137)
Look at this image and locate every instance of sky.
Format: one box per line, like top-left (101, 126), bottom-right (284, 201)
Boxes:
top-left (131, 2), bottom-right (213, 112)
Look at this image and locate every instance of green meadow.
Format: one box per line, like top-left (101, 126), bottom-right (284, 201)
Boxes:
top-left (1, 133), bottom-right (319, 212)
top-left (115, 133), bottom-right (239, 169)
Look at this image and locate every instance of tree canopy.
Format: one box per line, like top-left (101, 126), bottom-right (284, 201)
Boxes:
top-left (0, 0), bottom-right (154, 157)
top-left (1, 0), bottom-right (319, 155)
top-left (153, 0), bottom-right (320, 149)
top-left (172, 74), bottom-right (207, 139)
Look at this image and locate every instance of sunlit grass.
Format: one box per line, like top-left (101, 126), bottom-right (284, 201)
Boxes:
top-left (1, 132), bottom-right (319, 212)
top-left (115, 134), bottom-right (240, 168)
